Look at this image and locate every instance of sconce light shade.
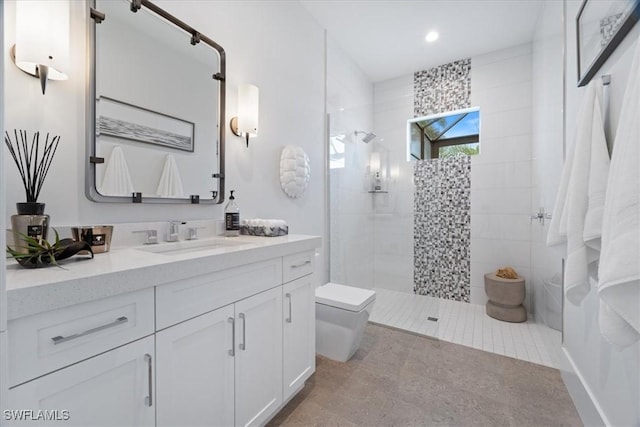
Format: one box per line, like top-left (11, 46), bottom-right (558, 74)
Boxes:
top-left (230, 84), bottom-right (259, 146)
top-left (14, 0), bottom-right (70, 94)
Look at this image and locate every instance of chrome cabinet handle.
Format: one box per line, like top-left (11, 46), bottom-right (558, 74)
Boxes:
top-left (51, 316), bottom-right (128, 345)
top-left (290, 260), bottom-right (311, 269)
top-left (285, 293), bottom-right (292, 323)
top-left (228, 317), bottom-right (235, 356)
top-left (239, 313), bottom-right (246, 351)
top-left (144, 353), bottom-right (153, 407)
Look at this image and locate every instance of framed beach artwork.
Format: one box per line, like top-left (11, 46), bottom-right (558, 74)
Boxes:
top-left (577, 0), bottom-right (640, 86)
top-left (96, 96), bottom-right (195, 152)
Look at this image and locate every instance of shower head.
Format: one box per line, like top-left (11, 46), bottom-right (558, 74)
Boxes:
top-left (355, 130), bottom-right (377, 143)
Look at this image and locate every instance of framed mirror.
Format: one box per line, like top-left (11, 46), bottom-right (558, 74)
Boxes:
top-left (86, 0), bottom-right (226, 204)
top-left (577, 0), bottom-right (640, 87)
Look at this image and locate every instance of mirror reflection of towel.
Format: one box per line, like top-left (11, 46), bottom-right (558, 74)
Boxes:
top-left (100, 146), bottom-right (135, 196)
top-left (156, 154), bottom-right (184, 198)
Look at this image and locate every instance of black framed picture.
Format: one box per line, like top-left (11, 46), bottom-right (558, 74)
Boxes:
top-left (96, 96), bottom-right (195, 152)
top-left (577, 0), bottom-right (640, 87)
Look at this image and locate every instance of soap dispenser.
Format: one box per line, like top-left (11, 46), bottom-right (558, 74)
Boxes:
top-left (225, 190), bottom-right (240, 237)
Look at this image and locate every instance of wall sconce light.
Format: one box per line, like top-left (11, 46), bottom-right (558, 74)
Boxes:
top-left (230, 84), bottom-right (259, 147)
top-left (11, 0), bottom-right (70, 95)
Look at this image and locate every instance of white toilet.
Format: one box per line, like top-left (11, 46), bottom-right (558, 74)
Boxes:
top-left (315, 283), bottom-right (376, 362)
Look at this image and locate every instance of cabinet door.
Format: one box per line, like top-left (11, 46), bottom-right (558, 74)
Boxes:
top-left (7, 336), bottom-right (155, 427)
top-left (234, 287), bottom-right (283, 427)
top-left (283, 275), bottom-right (315, 401)
top-left (156, 305), bottom-right (235, 427)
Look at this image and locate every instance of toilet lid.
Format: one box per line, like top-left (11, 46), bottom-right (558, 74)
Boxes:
top-left (316, 283), bottom-right (376, 312)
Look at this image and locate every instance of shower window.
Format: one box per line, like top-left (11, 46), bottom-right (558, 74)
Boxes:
top-left (407, 107), bottom-right (480, 160)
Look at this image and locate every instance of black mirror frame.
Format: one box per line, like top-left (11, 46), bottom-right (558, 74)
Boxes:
top-left (85, 0), bottom-right (226, 204)
top-left (577, 0), bottom-right (640, 87)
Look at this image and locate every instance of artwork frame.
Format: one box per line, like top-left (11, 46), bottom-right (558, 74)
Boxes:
top-left (96, 96), bottom-right (195, 152)
top-left (577, 0), bottom-right (640, 87)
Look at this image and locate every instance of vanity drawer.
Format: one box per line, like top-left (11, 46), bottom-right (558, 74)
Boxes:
top-left (8, 288), bottom-right (154, 387)
top-left (156, 257), bottom-right (283, 330)
top-left (283, 250), bottom-right (315, 283)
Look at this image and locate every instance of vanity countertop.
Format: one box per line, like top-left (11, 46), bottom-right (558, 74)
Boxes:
top-left (6, 234), bottom-right (321, 321)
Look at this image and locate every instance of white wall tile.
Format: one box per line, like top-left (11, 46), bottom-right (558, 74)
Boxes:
top-left (470, 286), bottom-right (489, 306)
top-left (472, 43), bottom-right (532, 68)
top-left (471, 239), bottom-right (531, 267)
top-left (471, 161), bottom-right (532, 189)
top-left (481, 108), bottom-right (532, 138)
top-left (471, 214), bottom-right (531, 241)
top-left (471, 54), bottom-right (532, 90)
top-left (473, 135), bottom-right (532, 164)
top-left (471, 188), bottom-right (531, 215)
top-left (472, 82), bottom-right (532, 114)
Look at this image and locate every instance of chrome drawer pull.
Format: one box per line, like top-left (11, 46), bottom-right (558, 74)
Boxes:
top-left (144, 353), bottom-right (153, 407)
top-left (228, 317), bottom-right (235, 356)
top-left (290, 260), bottom-right (311, 269)
top-left (51, 316), bottom-right (129, 345)
top-left (239, 313), bottom-right (246, 351)
top-left (285, 293), bottom-right (292, 323)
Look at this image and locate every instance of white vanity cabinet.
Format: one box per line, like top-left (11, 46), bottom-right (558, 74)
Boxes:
top-left (282, 251), bottom-right (316, 401)
top-left (234, 286), bottom-right (283, 427)
top-left (6, 288), bottom-right (156, 426)
top-left (155, 286), bottom-right (283, 427)
top-left (7, 336), bottom-right (155, 427)
top-left (155, 257), bottom-right (285, 427)
top-left (6, 237), bottom-right (321, 427)
top-left (155, 305), bottom-right (235, 427)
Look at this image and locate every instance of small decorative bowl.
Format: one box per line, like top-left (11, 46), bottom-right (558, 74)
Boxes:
top-left (71, 225), bottom-right (114, 253)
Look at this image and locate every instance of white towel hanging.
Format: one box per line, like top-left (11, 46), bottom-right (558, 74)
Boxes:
top-left (547, 80), bottom-right (610, 306)
top-left (156, 154), bottom-right (185, 198)
top-left (99, 146), bottom-right (135, 196)
top-left (597, 40), bottom-right (640, 348)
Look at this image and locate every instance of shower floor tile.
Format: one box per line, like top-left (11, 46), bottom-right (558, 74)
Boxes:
top-left (369, 288), bottom-right (562, 368)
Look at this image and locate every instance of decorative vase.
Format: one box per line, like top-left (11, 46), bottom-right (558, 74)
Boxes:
top-left (16, 202), bottom-right (46, 215)
top-left (11, 202), bottom-right (50, 254)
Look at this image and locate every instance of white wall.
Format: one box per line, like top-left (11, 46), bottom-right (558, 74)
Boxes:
top-left (326, 36), bottom-right (375, 289)
top-left (469, 44), bottom-right (533, 310)
top-left (561, 1), bottom-right (640, 425)
top-left (3, 1), bottom-right (327, 279)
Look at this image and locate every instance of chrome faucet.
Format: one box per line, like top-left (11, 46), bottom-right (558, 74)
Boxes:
top-left (167, 221), bottom-right (186, 242)
top-left (187, 226), bottom-right (205, 240)
top-left (132, 229), bottom-right (159, 245)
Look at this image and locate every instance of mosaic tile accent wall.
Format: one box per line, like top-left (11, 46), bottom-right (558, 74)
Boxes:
top-left (413, 156), bottom-right (471, 302)
top-left (413, 58), bottom-right (471, 117)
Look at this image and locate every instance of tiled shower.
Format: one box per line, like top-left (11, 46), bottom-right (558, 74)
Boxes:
top-left (327, 2), bottom-right (564, 363)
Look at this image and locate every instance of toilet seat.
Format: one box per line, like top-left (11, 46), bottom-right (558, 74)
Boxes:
top-left (316, 283), bottom-right (376, 312)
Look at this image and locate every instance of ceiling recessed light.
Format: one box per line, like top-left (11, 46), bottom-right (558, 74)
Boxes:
top-left (425, 31), bottom-right (439, 43)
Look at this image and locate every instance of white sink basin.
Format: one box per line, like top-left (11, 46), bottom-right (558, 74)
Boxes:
top-left (136, 238), bottom-right (250, 255)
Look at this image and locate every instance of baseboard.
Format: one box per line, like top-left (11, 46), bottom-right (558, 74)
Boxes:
top-left (560, 347), bottom-right (607, 426)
